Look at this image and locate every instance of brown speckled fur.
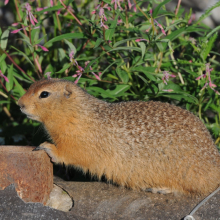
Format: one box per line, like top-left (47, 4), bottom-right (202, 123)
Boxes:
top-left (18, 79), bottom-right (220, 196)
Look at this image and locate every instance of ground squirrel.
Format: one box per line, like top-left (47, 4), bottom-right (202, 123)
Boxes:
top-left (18, 79), bottom-right (220, 196)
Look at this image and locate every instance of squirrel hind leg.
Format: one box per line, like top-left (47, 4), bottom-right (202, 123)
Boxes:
top-left (145, 187), bottom-right (173, 194)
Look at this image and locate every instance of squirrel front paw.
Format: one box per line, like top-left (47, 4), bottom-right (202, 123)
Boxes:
top-left (33, 142), bottom-right (60, 163)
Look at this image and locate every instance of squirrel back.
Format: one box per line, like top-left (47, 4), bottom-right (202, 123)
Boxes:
top-left (18, 79), bottom-right (220, 196)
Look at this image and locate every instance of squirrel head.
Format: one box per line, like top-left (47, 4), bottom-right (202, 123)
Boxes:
top-left (18, 79), bottom-right (84, 123)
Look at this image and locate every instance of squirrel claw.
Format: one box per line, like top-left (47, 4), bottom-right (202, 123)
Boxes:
top-left (32, 146), bottom-right (43, 151)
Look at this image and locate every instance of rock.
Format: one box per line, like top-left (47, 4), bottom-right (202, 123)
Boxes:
top-left (0, 184), bottom-right (82, 220)
top-left (54, 176), bottom-right (220, 220)
top-left (46, 184), bottom-right (73, 212)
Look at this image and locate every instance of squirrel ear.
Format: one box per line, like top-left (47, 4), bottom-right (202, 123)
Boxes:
top-left (64, 85), bottom-right (72, 98)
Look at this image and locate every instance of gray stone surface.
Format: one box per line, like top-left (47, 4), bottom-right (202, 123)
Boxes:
top-left (1, 178), bottom-right (219, 220)
top-left (0, 184), bottom-right (82, 220)
top-left (54, 176), bottom-right (220, 220)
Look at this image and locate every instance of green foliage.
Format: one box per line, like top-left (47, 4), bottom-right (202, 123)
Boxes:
top-left (0, 0), bottom-right (220, 149)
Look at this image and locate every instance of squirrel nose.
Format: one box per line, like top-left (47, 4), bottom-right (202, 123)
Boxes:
top-left (18, 98), bottom-right (25, 109)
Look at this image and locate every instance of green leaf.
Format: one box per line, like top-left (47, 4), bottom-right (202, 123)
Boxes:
top-left (107, 74), bottom-right (119, 80)
top-left (195, 1), bottom-right (220, 25)
top-left (159, 91), bottom-right (198, 104)
top-left (204, 98), bottom-right (213, 111)
top-left (34, 35), bottom-right (47, 45)
top-left (44, 33), bottom-right (86, 46)
top-left (93, 38), bottom-right (103, 49)
top-left (64, 39), bottom-right (77, 54)
top-left (35, 5), bottom-right (63, 14)
top-left (105, 13), bottom-right (119, 41)
top-left (116, 68), bottom-right (129, 83)
top-left (163, 83), bottom-right (182, 92)
top-left (156, 42), bottom-right (165, 52)
top-left (201, 32), bottom-right (218, 61)
top-left (1, 29), bottom-right (9, 50)
top-left (13, 69), bottom-right (33, 83)
top-left (58, 48), bottom-right (66, 62)
top-left (137, 74), bottom-right (149, 84)
top-left (139, 42), bottom-right (146, 59)
top-left (102, 59), bottom-right (120, 75)
top-left (113, 37), bottom-right (142, 48)
top-left (0, 101), bottom-right (11, 104)
top-left (0, 53), bottom-right (7, 64)
top-left (131, 66), bottom-right (157, 81)
top-left (13, 78), bottom-right (25, 97)
top-left (56, 63), bottom-right (72, 73)
top-left (108, 85), bottom-right (130, 96)
top-left (17, 38), bottom-right (34, 53)
top-left (206, 26), bottom-right (220, 39)
top-left (87, 86), bottom-right (116, 98)
top-left (6, 64), bottom-right (14, 91)
top-left (108, 46), bottom-right (142, 53)
top-left (152, 0), bottom-right (173, 17)
top-left (31, 27), bottom-right (40, 44)
top-left (11, 46), bottom-right (35, 68)
top-left (209, 103), bottom-right (220, 113)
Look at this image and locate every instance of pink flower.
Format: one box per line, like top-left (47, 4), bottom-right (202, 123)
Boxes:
top-left (25, 3), bottom-right (38, 26)
top-left (85, 61), bottom-right (101, 81)
top-left (189, 37), bottom-right (196, 44)
top-left (45, 72), bottom-right (52, 79)
top-left (0, 70), bottom-right (9, 82)
top-left (92, 4), bottom-right (110, 29)
top-left (36, 44), bottom-right (49, 51)
top-left (117, 19), bottom-right (123, 24)
top-left (196, 63), bottom-right (219, 94)
top-left (12, 23), bottom-right (19, 26)
top-left (196, 74), bottom-right (206, 80)
top-left (100, 19), bottom-right (109, 29)
top-left (111, 0), bottom-right (123, 10)
top-left (57, 9), bottom-right (62, 15)
top-left (133, 5), bottom-right (137, 12)
top-left (64, 6), bottom-right (75, 16)
top-left (36, 7), bottom-right (48, 14)
top-left (127, 0), bottom-right (137, 12)
top-left (69, 50), bottom-right (78, 65)
top-left (71, 58), bottom-right (101, 84)
top-left (135, 39), bottom-right (149, 43)
top-left (73, 66), bottom-right (84, 84)
top-left (50, 0), bottom-right (53, 6)
top-left (11, 25), bottom-right (40, 34)
top-left (163, 89), bottom-right (173, 92)
top-left (11, 27), bottom-right (26, 34)
top-left (128, 0), bottom-right (132, 9)
top-left (201, 83), bottom-right (208, 91)
top-left (162, 71), bottom-right (176, 85)
top-left (147, 9), bottom-right (166, 36)
top-left (4, 0), bottom-right (9, 5)
top-left (154, 19), bottom-right (166, 35)
top-left (188, 13), bottom-right (196, 24)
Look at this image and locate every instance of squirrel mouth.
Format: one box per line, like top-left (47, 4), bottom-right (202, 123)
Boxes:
top-left (20, 109), bottom-right (39, 121)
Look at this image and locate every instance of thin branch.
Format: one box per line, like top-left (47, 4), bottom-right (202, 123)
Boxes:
top-left (0, 79), bottom-right (17, 101)
top-left (59, 0), bottom-right (82, 26)
top-left (4, 50), bottom-right (35, 82)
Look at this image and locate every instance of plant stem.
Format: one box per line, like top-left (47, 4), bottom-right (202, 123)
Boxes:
top-left (59, 0), bottom-right (82, 26)
top-left (4, 50), bottom-right (35, 82)
top-left (0, 79), bottom-right (17, 101)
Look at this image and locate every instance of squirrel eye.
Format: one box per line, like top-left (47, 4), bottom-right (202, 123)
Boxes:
top-left (39, 91), bottom-right (50, 99)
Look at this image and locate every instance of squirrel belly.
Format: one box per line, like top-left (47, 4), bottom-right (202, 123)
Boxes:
top-left (18, 79), bottom-right (220, 196)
